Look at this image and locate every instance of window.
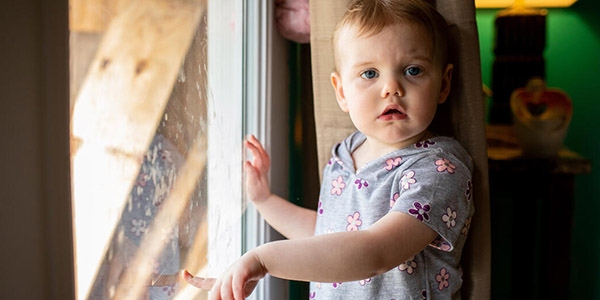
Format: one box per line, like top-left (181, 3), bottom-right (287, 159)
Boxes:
top-left (69, 0), bottom-right (288, 299)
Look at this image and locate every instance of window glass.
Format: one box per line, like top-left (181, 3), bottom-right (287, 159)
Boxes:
top-left (69, 0), bottom-right (245, 299)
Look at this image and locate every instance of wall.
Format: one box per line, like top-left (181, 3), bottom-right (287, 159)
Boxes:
top-left (476, 1), bottom-right (600, 298)
top-left (0, 0), bottom-right (75, 299)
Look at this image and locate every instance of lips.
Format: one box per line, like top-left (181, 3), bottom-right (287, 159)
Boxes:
top-left (378, 105), bottom-right (406, 121)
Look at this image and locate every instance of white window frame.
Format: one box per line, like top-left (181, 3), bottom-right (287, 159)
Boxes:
top-left (241, 0), bottom-right (290, 299)
top-left (202, 0), bottom-right (290, 299)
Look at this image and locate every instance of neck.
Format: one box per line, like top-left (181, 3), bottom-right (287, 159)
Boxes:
top-left (352, 130), bottom-right (432, 170)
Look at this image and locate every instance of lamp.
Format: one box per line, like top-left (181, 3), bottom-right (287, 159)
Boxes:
top-left (477, 0), bottom-right (577, 124)
top-left (475, 0), bottom-right (577, 8)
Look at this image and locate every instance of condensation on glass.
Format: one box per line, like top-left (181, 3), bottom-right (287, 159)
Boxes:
top-left (68, 0), bottom-right (241, 299)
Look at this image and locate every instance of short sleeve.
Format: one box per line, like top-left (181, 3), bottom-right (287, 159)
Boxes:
top-left (390, 151), bottom-right (473, 252)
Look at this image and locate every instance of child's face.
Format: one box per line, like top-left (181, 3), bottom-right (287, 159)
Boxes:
top-left (331, 22), bottom-right (453, 150)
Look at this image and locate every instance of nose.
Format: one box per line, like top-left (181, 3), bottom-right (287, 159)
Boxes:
top-left (381, 76), bottom-right (404, 98)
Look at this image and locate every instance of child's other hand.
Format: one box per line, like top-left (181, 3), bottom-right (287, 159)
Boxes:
top-left (244, 135), bottom-right (272, 205)
top-left (183, 250), bottom-right (266, 300)
top-left (182, 270), bottom-right (215, 291)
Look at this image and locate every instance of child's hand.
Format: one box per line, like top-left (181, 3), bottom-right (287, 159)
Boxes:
top-left (183, 250), bottom-right (266, 300)
top-left (182, 270), bottom-right (216, 291)
top-left (244, 135), bottom-right (272, 205)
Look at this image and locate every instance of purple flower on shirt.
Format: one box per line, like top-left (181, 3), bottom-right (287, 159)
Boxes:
top-left (465, 180), bottom-right (473, 202)
top-left (408, 202), bottom-right (431, 222)
top-left (416, 139), bottom-right (435, 148)
top-left (354, 178), bottom-right (369, 189)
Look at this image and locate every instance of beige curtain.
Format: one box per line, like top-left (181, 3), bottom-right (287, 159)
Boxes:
top-left (309, 1), bottom-right (491, 299)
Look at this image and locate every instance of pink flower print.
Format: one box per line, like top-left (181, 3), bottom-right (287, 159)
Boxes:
top-left (462, 216), bottom-right (472, 235)
top-left (153, 192), bottom-right (167, 207)
top-left (401, 170), bottom-right (417, 190)
top-left (332, 282), bottom-right (342, 288)
top-left (331, 176), bottom-right (346, 195)
top-left (416, 139), bottom-right (435, 148)
top-left (309, 291), bottom-right (316, 299)
top-left (318, 201), bottom-right (324, 215)
top-left (346, 211), bottom-right (363, 231)
top-left (158, 149), bottom-right (172, 162)
top-left (161, 226), bottom-right (178, 244)
top-left (390, 192), bottom-right (399, 209)
top-left (136, 172), bottom-right (149, 187)
top-left (436, 268), bottom-right (450, 291)
top-left (131, 219), bottom-right (147, 236)
top-left (465, 180), bottom-right (473, 202)
top-left (329, 156), bottom-right (343, 166)
top-left (354, 178), bottom-right (369, 189)
top-left (435, 158), bottom-right (456, 174)
top-left (152, 259), bottom-right (161, 275)
top-left (398, 256), bottom-right (417, 274)
top-left (442, 207), bottom-right (457, 228)
top-left (408, 202), bottom-right (431, 222)
top-left (162, 285), bottom-right (176, 296)
top-left (385, 157), bottom-right (402, 170)
top-left (431, 235), bottom-right (452, 251)
top-left (359, 278), bottom-right (371, 286)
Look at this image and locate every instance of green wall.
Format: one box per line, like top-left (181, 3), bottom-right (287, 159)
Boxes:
top-left (476, 1), bottom-right (600, 298)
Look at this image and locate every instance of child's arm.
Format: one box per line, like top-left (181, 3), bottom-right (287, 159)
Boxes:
top-left (244, 135), bottom-right (316, 239)
top-left (184, 210), bottom-right (437, 299)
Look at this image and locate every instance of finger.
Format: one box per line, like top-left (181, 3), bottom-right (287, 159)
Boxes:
top-left (244, 280), bottom-right (260, 298)
top-left (209, 280), bottom-right (221, 300)
top-left (246, 135), bottom-right (268, 163)
top-left (244, 137), bottom-right (269, 174)
top-left (182, 270), bottom-right (216, 291)
top-left (220, 275), bottom-right (235, 300)
top-left (231, 275), bottom-right (245, 300)
top-left (243, 161), bottom-right (258, 180)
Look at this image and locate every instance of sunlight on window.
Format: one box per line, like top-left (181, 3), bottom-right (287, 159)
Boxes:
top-left (69, 0), bottom-right (244, 299)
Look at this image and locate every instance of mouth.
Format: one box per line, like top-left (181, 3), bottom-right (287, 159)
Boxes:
top-left (378, 106), bottom-right (406, 120)
top-left (382, 108), bottom-right (403, 116)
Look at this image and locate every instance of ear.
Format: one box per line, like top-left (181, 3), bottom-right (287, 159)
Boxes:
top-left (438, 64), bottom-right (454, 104)
top-left (331, 72), bottom-right (349, 112)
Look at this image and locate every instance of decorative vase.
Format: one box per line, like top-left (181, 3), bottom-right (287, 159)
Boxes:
top-left (510, 78), bottom-right (572, 158)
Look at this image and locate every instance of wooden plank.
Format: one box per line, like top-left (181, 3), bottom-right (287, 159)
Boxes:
top-left (69, 0), bottom-right (127, 32)
top-left (70, 0), bottom-right (205, 298)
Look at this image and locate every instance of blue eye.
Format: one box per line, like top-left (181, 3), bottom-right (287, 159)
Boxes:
top-left (361, 70), bottom-right (378, 79)
top-left (405, 67), bottom-right (422, 76)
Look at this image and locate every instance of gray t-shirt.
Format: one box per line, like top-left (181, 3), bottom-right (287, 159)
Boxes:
top-left (310, 131), bottom-right (474, 300)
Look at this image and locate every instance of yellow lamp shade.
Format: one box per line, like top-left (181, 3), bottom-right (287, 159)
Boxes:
top-left (475, 0), bottom-right (577, 8)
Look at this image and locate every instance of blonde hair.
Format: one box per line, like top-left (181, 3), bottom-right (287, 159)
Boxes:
top-left (333, 0), bottom-right (450, 69)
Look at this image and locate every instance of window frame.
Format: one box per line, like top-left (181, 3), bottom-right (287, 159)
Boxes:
top-left (241, 0), bottom-right (290, 299)
top-left (64, 0), bottom-right (291, 298)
